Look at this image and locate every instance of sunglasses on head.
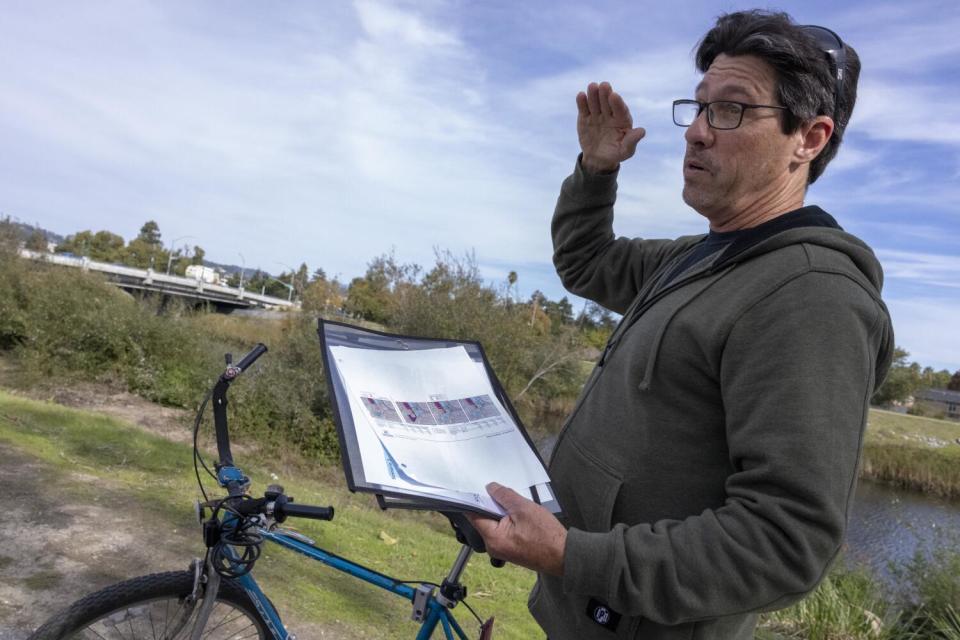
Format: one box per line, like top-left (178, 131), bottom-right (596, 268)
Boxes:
top-left (800, 25), bottom-right (846, 121)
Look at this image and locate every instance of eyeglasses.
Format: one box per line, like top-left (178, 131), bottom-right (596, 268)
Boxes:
top-left (800, 25), bottom-right (846, 119)
top-left (672, 99), bottom-right (788, 130)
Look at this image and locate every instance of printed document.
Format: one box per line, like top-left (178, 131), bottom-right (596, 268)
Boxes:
top-left (329, 344), bottom-right (553, 516)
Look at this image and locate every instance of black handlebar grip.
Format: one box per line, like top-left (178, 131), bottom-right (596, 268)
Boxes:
top-left (236, 343), bottom-right (268, 372)
top-left (234, 497), bottom-right (268, 516)
top-left (279, 502), bottom-right (335, 521)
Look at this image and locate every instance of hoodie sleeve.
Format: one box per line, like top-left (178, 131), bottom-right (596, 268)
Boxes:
top-left (560, 269), bottom-right (891, 624)
top-left (552, 156), bottom-right (699, 314)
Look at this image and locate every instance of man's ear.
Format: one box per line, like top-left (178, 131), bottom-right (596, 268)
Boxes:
top-left (793, 116), bottom-right (834, 165)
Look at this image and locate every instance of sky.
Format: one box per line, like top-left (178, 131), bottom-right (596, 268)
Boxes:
top-left (2, 0), bottom-right (958, 371)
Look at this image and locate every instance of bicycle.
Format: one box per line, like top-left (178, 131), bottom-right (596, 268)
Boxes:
top-left (28, 344), bottom-right (498, 639)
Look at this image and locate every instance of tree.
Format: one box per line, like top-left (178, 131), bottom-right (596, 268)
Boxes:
top-left (344, 253), bottom-right (419, 323)
top-left (25, 229), bottom-right (47, 252)
top-left (949, 370), bottom-right (960, 392)
top-left (871, 347), bottom-right (921, 406)
top-left (122, 221), bottom-right (167, 269)
top-left (191, 246), bottom-right (205, 266)
top-left (295, 263), bottom-right (309, 298)
top-left (89, 231), bottom-right (125, 263)
top-left (137, 220), bottom-right (162, 246)
top-left (55, 230), bottom-right (94, 256)
top-left (302, 276), bottom-right (344, 315)
top-left (921, 366), bottom-right (952, 390)
top-left (543, 296), bottom-right (574, 330)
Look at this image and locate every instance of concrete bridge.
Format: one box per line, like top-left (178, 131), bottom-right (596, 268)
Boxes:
top-left (18, 249), bottom-right (298, 311)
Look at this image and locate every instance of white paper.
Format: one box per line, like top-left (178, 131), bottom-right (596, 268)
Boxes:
top-left (330, 344), bottom-right (552, 515)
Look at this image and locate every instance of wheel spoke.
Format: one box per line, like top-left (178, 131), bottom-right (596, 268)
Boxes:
top-left (36, 573), bottom-right (265, 640)
top-left (147, 609), bottom-right (158, 640)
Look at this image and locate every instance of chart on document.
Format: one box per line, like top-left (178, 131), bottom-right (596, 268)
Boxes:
top-left (329, 343), bottom-right (554, 515)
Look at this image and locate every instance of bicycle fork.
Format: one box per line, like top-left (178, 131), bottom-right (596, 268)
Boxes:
top-left (189, 557), bottom-right (222, 640)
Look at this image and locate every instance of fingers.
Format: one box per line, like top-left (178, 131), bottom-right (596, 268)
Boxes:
top-left (609, 90), bottom-right (631, 122)
top-left (576, 91), bottom-right (589, 118)
top-left (486, 482), bottom-right (530, 512)
top-left (583, 82), bottom-right (616, 117)
top-left (581, 82), bottom-right (630, 121)
top-left (586, 82), bottom-right (602, 117)
top-left (465, 511), bottom-right (499, 536)
top-left (598, 82), bottom-right (615, 117)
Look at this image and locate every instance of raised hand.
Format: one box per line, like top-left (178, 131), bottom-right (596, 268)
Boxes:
top-left (577, 81), bottom-right (646, 174)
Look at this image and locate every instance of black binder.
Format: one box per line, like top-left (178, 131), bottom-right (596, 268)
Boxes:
top-left (317, 319), bottom-right (560, 518)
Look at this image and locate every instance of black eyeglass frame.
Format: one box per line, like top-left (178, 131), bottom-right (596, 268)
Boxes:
top-left (671, 99), bottom-right (789, 130)
top-left (800, 24), bottom-right (846, 121)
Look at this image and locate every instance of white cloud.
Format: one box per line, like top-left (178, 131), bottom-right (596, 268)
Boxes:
top-left (354, 0), bottom-right (459, 47)
top-left (885, 296), bottom-right (960, 372)
top-left (833, 2), bottom-right (960, 72)
top-left (853, 80), bottom-right (960, 145)
top-left (827, 144), bottom-right (877, 172)
top-left (876, 250), bottom-right (960, 289)
top-left (0, 0), bottom-right (957, 312)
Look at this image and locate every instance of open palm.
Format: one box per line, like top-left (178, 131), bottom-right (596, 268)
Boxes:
top-left (577, 82), bottom-right (646, 173)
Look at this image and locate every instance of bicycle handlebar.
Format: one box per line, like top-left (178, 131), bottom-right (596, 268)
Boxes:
top-left (235, 343), bottom-right (268, 373)
top-left (230, 495), bottom-right (335, 522)
top-left (277, 502), bottom-right (335, 522)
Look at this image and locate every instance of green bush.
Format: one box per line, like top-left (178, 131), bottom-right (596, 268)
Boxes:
top-left (226, 316), bottom-right (339, 462)
top-left (387, 252), bottom-right (589, 430)
top-left (761, 568), bottom-right (891, 639)
top-left (0, 245), bottom-right (338, 460)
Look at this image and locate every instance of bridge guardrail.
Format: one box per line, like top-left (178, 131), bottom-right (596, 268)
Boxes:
top-left (17, 249), bottom-right (297, 309)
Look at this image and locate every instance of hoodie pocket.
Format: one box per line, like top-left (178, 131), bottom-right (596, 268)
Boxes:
top-left (552, 439), bottom-right (623, 532)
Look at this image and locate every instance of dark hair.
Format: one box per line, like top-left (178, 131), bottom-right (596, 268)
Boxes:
top-left (694, 10), bottom-right (860, 184)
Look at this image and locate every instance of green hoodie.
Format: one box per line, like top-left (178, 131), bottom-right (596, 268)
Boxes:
top-left (530, 159), bottom-right (894, 639)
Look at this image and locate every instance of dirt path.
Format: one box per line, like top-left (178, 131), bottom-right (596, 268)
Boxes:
top-left (0, 441), bottom-right (194, 637)
top-left (0, 378), bottom-right (342, 639)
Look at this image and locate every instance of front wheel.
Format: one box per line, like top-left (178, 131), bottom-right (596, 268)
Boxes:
top-left (28, 570), bottom-right (268, 640)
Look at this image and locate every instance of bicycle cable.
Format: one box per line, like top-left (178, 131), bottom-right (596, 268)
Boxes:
top-left (392, 579), bottom-right (484, 626)
top-left (208, 495), bottom-right (264, 578)
top-left (460, 598), bottom-right (484, 626)
top-left (192, 388), bottom-right (217, 502)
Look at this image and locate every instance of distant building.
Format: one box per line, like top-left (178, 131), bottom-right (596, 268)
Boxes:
top-left (913, 388), bottom-right (960, 421)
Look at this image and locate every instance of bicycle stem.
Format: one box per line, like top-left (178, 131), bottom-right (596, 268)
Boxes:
top-left (437, 544), bottom-right (473, 608)
top-left (446, 545), bottom-right (473, 584)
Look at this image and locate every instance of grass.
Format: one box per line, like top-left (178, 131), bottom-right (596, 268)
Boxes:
top-left (0, 389), bottom-right (542, 639)
top-left (863, 409), bottom-right (960, 499)
top-left (757, 565), bottom-right (960, 640)
top-left (758, 569), bottom-right (890, 639)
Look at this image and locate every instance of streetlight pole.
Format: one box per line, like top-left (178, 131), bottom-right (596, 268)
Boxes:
top-left (166, 235), bottom-right (196, 275)
top-left (238, 252), bottom-right (246, 290)
top-left (266, 277), bottom-right (294, 301)
top-left (274, 261), bottom-right (298, 302)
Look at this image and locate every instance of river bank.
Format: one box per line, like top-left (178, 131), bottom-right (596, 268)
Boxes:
top-left (862, 409), bottom-right (960, 500)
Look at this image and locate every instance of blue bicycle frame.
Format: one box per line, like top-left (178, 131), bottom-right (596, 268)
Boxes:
top-left (198, 344), bottom-right (482, 639)
top-left (227, 526), bottom-right (471, 639)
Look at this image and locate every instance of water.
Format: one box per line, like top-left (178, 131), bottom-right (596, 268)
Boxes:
top-left (845, 480), bottom-right (960, 582)
top-left (536, 434), bottom-right (960, 584)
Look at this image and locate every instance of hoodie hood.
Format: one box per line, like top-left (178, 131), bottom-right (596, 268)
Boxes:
top-left (624, 204), bottom-right (892, 393)
top-left (716, 205), bottom-right (886, 294)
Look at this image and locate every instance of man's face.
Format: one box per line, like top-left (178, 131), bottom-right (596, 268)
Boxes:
top-left (682, 54), bottom-right (802, 225)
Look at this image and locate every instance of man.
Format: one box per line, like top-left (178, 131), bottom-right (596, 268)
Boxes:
top-left (469, 10), bottom-right (894, 639)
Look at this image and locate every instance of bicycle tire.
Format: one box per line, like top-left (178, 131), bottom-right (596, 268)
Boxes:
top-left (27, 570), bottom-right (269, 640)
